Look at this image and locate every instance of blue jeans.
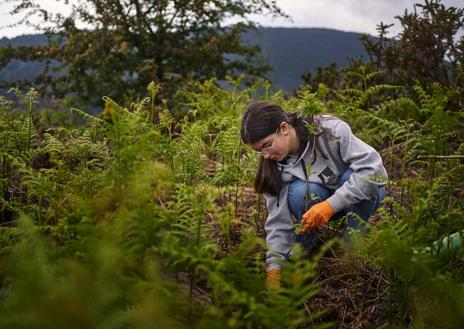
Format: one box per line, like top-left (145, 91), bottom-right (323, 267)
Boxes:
top-left (287, 168), bottom-right (385, 249)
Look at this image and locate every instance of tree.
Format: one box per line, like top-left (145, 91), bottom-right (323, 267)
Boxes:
top-left (0, 0), bottom-right (286, 106)
top-left (299, 62), bottom-right (341, 92)
top-left (300, 0), bottom-right (464, 106)
top-left (360, 0), bottom-right (464, 90)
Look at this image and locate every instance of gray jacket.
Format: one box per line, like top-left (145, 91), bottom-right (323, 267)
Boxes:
top-left (263, 116), bottom-right (388, 270)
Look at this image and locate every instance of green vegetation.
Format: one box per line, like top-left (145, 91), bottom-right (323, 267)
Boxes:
top-left (0, 80), bottom-right (333, 329)
top-left (1, 69), bottom-right (463, 327)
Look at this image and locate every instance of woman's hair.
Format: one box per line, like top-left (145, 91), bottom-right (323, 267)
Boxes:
top-left (241, 101), bottom-right (324, 196)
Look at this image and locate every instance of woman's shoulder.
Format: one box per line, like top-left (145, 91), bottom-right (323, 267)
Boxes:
top-left (313, 114), bottom-right (349, 132)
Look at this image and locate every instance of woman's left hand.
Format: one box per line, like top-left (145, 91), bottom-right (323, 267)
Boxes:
top-left (300, 201), bottom-right (334, 234)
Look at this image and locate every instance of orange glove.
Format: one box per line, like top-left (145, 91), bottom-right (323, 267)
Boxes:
top-left (266, 268), bottom-right (281, 288)
top-left (300, 200), bottom-right (334, 234)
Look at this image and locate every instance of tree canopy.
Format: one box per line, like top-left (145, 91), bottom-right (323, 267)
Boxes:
top-left (361, 0), bottom-right (464, 89)
top-left (0, 0), bottom-right (286, 106)
top-left (301, 0), bottom-right (464, 107)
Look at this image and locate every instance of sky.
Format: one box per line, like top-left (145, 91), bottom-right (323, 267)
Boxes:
top-left (253, 0), bottom-right (464, 36)
top-left (0, 0), bottom-right (463, 39)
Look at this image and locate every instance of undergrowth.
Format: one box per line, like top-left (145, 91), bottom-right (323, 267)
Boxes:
top-left (0, 75), bottom-right (463, 328)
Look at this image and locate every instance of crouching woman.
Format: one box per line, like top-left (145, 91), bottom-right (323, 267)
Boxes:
top-left (240, 101), bottom-right (388, 287)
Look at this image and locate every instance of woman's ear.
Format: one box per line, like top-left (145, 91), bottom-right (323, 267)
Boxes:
top-left (280, 122), bottom-right (289, 135)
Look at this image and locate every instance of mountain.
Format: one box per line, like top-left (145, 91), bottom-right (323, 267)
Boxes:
top-left (0, 34), bottom-right (48, 47)
top-left (0, 34), bottom-right (51, 82)
top-left (246, 27), bottom-right (369, 91)
top-left (0, 28), bottom-right (370, 93)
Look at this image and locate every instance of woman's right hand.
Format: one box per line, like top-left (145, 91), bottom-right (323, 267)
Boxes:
top-left (300, 200), bottom-right (334, 234)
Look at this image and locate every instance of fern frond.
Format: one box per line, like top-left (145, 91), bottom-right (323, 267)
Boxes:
top-left (69, 107), bottom-right (103, 123)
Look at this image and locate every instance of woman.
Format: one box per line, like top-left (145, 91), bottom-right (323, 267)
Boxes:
top-left (240, 101), bottom-right (387, 287)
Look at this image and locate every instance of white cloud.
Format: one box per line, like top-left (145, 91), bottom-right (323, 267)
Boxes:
top-left (255, 0), bottom-right (462, 36)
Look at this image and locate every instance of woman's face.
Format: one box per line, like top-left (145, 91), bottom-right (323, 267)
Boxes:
top-left (249, 122), bottom-right (293, 161)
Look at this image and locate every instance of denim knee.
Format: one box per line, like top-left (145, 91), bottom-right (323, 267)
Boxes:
top-left (330, 167), bottom-right (386, 228)
top-left (344, 185), bottom-right (386, 229)
top-left (338, 167), bottom-right (353, 187)
top-left (288, 179), bottom-right (331, 221)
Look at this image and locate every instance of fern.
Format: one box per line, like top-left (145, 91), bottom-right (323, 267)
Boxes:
top-left (69, 107), bottom-right (103, 124)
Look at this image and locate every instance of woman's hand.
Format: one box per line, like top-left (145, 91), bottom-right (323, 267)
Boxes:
top-left (266, 268), bottom-right (281, 288)
top-left (300, 200), bottom-right (334, 234)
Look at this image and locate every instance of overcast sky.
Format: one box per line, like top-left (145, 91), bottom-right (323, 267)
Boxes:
top-left (254, 0), bottom-right (463, 36)
top-left (0, 0), bottom-right (463, 38)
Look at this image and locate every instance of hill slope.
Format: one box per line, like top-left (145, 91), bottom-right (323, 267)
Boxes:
top-left (247, 27), bottom-right (368, 91)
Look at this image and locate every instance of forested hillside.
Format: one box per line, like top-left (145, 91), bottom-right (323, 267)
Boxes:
top-left (0, 28), bottom-right (368, 93)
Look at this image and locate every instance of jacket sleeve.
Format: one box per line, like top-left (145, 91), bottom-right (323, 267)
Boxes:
top-left (263, 184), bottom-right (295, 271)
top-left (326, 120), bottom-right (388, 213)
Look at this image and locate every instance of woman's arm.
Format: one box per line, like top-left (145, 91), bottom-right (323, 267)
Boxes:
top-left (326, 120), bottom-right (388, 213)
top-left (263, 184), bottom-right (295, 270)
